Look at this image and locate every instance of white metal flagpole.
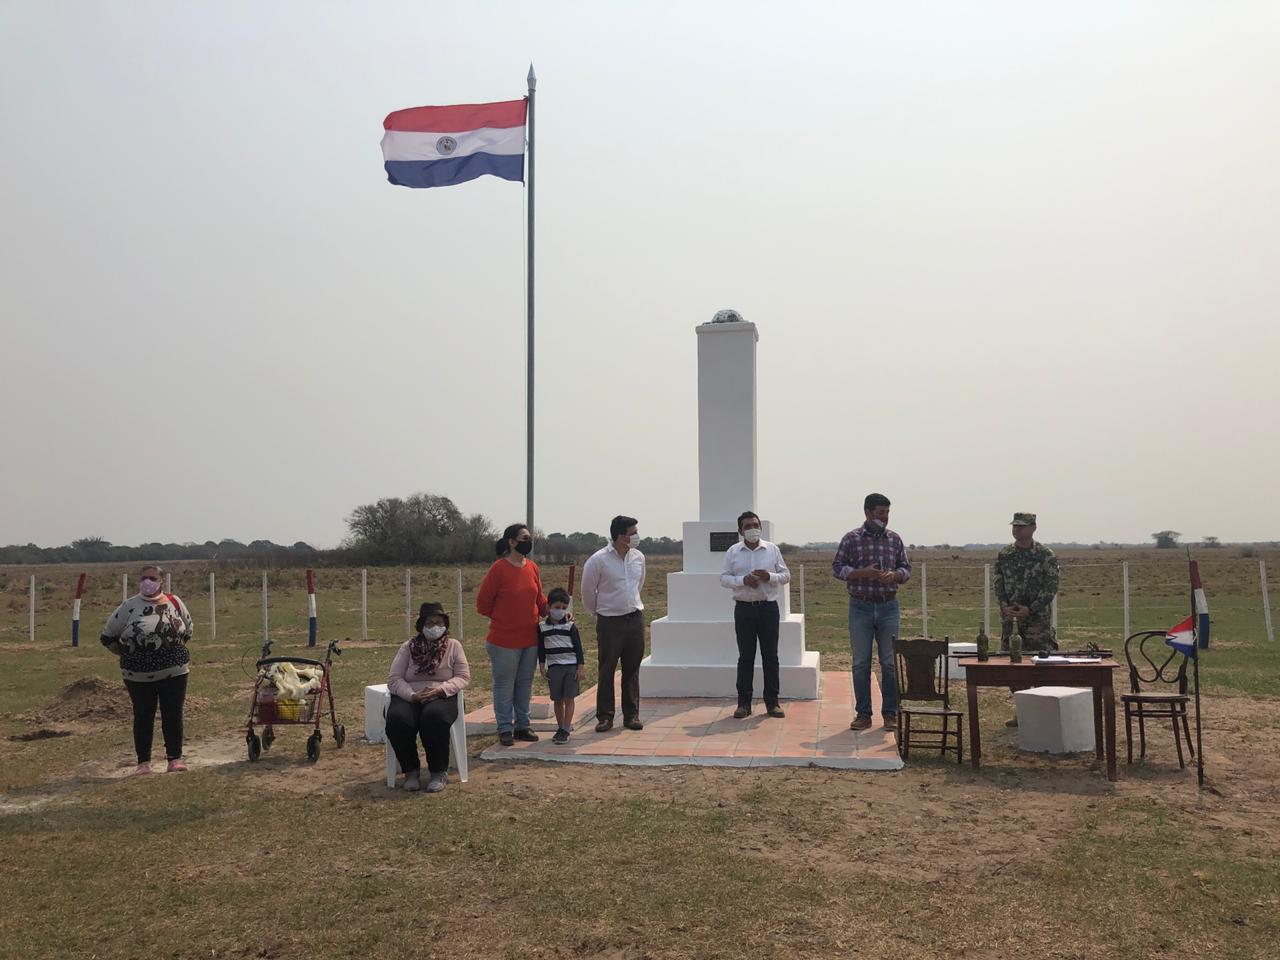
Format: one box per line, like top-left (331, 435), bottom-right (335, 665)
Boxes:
top-left (1122, 561), bottom-right (1130, 640)
top-left (456, 567), bottom-right (465, 644)
top-left (525, 63), bottom-right (537, 532)
top-left (1261, 560), bottom-right (1274, 643)
top-left (405, 568), bottom-right (412, 638)
top-left (921, 562), bottom-right (929, 637)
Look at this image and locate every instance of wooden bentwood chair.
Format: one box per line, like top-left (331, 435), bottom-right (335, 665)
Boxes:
top-left (1122, 630), bottom-right (1194, 769)
top-left (893, 636), bottom-right (963, 764)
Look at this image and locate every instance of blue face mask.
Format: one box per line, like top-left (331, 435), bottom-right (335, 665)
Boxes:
top-left (548, 607), bottom-right (569, 621)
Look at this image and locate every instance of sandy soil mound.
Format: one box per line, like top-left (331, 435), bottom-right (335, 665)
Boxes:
top-left (35, 676), bottom-right (131, 723)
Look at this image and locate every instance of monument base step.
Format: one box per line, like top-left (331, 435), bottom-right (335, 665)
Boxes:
top-left (638, 652), bottom-right (821, 699)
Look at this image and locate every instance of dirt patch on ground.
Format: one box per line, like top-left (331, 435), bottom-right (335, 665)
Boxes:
top-left (7, 728), bottom-right (73, 742)
top-left (29, 676), bottom-right (131, 724)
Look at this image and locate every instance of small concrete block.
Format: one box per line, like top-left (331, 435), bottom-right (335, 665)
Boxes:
top-left (1015, 686), bottom-right (1095, 753)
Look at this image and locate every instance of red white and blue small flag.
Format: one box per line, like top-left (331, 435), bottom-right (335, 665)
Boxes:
top-left (381, 99), bottom-right (527, 189)
top-left (1165, 615), bottom-right (1198, 659)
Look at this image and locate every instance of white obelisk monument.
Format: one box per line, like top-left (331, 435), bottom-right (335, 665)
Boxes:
top-left (639, 312), bottom-right (821, 698)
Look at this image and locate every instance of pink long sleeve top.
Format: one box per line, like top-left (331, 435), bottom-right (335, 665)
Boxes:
top-left (386, 636), bottom-right (471, 702)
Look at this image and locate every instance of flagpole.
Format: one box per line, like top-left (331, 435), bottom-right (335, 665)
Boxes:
top-left (525, 64), bottom-right (537, 533)
top-left (1188, 549), bottom-right (1205, 787)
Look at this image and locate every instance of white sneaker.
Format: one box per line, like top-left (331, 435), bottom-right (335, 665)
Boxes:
top-left (426, 772), bottom-right (447, 794)
top-left (403, 771), bottom-right (422, 792)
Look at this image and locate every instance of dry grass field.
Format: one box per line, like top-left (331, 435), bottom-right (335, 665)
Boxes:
top-left (1, 547), bottom-right (1277, 959)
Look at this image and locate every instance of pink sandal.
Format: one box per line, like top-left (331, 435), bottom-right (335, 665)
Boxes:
top-left (166, 759), bottom-right (188, 773)
top-left (133, 762), bottom-right (152, 776)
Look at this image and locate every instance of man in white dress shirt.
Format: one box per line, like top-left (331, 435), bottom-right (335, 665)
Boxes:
top-left (720, 510), bottom-right (791, 719)
top-left (580, 515), bottom-right (646, 732)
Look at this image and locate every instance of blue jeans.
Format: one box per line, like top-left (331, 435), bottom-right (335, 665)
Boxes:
top-left (848, 598), bottom-right (899, 718)
top-left (486, 642), bottom-right (538, 734)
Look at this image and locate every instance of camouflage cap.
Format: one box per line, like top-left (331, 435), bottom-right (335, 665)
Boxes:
top-left (1010, 512), bottom-right (1037, 526)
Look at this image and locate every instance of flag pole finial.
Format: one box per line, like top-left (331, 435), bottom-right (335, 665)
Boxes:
top-left (527, 63), bottom-right (537, 91)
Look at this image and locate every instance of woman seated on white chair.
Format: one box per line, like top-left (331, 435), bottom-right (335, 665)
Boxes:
top-left (386, 602), bottom-right (470, 793)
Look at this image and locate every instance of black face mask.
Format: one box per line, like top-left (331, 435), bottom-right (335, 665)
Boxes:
top-left (515, 539), bottom-right (533, 556)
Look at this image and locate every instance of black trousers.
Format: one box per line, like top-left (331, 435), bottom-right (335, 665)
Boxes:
top-left (124, 673), bottom-right (188, 763)
top-left (734, 601), bottom-right (781, 709)
top-left (386, 694), bottom-right (459, 775)
top-left (596, 611), bottom-right (644, 723)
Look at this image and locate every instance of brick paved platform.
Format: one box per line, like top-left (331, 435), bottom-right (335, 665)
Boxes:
top-left (473, 671), bottom-right (903, 770)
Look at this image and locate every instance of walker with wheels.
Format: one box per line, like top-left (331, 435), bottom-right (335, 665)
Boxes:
top-left (245, 637), bottom-right (344, 762)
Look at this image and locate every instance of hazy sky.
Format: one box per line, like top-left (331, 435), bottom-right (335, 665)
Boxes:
top-left (3, 2), bottom-right (1278, 549)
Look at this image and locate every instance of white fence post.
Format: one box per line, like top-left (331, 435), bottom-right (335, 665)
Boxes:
top-left (1121, 561), bottom-right (1130, 641)
top-left (165, 572), bottom-right (172, 594)
top-left (799, 563), bottom-right (806, 619)
top-left (983, 564), bottom-right (991, 637)
top-left (921, 562), bottom-right (929, 637)
top-left (121, 573), bottom-right (128, 602)
top-left (1051, 596), bottom-right (1058, 631)
top-left (1262, 560), bottom-right (1275, 643)
top-left (455, 568), bottom-right (465, 643)
top-left (405, 568), bottom-right (412, 638)
top-left (28, 575), bottom-right (35, 641)
top-left (261, 572), bottom-right (269, 647)
top-left (209, 572), bottom-right (217, 642)
top-left (361, 568), bottom-right (368, 640)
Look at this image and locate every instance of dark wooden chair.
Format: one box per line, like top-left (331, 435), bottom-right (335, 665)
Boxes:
top-left (894, 636), bottom-right (963, 763)
top-left (1121, 630), bottom-right (1194, 769)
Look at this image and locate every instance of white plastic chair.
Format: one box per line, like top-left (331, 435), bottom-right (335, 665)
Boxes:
top-left (384, 688), bottom-right (468, 788)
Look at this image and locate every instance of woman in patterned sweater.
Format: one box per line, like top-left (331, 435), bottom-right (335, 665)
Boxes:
top-left (101, 565), bottom-right (193, 775)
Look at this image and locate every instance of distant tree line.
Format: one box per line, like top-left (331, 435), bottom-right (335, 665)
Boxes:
top-left (0, 491), bottom-right (815, 567)
top-left (0, 536), bottom-right (318, 566)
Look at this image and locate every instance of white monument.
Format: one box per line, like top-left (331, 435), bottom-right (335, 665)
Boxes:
top-left (639, 312), bottom-right (822, 698)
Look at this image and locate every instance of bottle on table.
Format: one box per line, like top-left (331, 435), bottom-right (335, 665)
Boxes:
top-left (1009, 627), bottom-right (1023, 664)
top-left (976, 623), bottom-right (989, 661)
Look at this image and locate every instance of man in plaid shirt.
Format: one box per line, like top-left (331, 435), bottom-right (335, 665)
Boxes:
top-left (832, 493), bottom-right (912, 730)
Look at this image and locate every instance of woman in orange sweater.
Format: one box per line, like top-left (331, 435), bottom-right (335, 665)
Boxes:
top-left (476, 522), bottom-right (548, 746)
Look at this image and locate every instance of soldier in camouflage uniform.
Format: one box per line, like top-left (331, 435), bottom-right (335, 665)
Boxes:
top-left (994, 512), bottom-right (1060, 654)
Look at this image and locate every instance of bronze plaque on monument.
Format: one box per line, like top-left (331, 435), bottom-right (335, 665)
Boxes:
top-left (708, 531), bottom-right (740, 552)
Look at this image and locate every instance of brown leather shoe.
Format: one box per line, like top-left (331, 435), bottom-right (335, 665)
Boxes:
top-left (850, 715), bottom-right (873, 731)
top-left (623, 718), bottom-right (644, 731)
top-left (733, 706), bottom-right (751, 719)
top-left (767, 705), bottom-right (786, 719)
top-left (595, 719), bottom-right (614, 733)
top-left (882, 714), bottom-right (897, 728)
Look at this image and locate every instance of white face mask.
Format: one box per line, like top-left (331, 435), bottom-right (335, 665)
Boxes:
top-left (549, 607), bottom-right (569, 621)
top-left (422, 625), bottom-right (446, 641)
top-left (743, 527), bottom-right (762, 544)
top-left (628, 533), bottom-right (640, 548)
